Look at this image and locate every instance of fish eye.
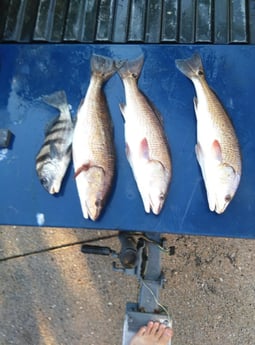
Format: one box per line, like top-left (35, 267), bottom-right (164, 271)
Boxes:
top-left (132, 73), bottom-right (138, 79)
top-left (159, 193), bottom-right (165, 201)
top-left (198, 70), bottom-right (204, 76)
top-left (95, 199), bottom-right (102, 207)
top-left (40, 177), bottom-right (48, 187)
top-left (225, 194), bottom-right (232, 202)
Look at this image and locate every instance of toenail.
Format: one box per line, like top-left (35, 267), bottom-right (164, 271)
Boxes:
top-left (165, 328), bottom-right (173, 336)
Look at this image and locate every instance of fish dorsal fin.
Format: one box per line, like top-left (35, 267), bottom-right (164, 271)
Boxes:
top-left (211, 140), bottom-right (222, 162)
top-left (140, 138), bottom-right (150, 160)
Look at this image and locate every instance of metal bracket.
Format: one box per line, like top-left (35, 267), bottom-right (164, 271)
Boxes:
top-left (80, 231), bottom-right (174, 345)
top-left (0, 129), bottom-right (14, 148)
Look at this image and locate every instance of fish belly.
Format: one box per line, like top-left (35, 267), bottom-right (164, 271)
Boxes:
top-left (72, 92), bottom-right (114, 220)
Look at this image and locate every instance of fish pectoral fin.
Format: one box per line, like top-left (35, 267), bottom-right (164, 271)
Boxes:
top-left (139, 138), bottom-right (150, 160)
top-left (211, 140), bottom-right (223, 162)
top-left (74, 163), bottom-right (91, 178)
top-left (75, 163), bottom-right (106, 180)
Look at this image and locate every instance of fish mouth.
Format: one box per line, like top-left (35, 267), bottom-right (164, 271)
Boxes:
top-left (49, 183), bottom-right (61, 194)
top-left (214, 194), bottom-right (233, 214)
top-left (215, 202), bottom-right (229, 214)
top-left (214, 200), bottom-right (229, 214)
top-left (215, 206), bottom-right (225, 214)
top-left (149, 191), bottom-right (166, 215)
top-left (149, 198), bottom-right (163, 215)
top-left (85, 200), bottom-right (102, 221)
top-left (151, 204), bottom-right (161, 215)
top-left (49, 187), bottom-right (57, 194)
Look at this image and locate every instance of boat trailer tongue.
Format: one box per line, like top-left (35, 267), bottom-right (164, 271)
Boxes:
top-left (81, 232), bottom-right (175, 345)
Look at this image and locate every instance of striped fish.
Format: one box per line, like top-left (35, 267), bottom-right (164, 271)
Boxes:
top-left (36, 90), bottom-right (74, 194)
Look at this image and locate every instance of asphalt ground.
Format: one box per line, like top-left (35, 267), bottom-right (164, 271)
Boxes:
top-left (0, 226), bottom-right (254, 345)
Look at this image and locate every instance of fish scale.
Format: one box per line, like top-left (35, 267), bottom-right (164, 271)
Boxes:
top-left (122, 77), bottom-right (170, 166)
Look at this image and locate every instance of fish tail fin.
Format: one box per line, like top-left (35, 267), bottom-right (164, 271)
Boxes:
top-left (117, 55), bottom-right (144, 80)
top-left (91, 54), bottom-right (116, 81)
top-left (175, 53), bottom-right (204, 79)
top-left (42, 90), bottom-right (69, 113)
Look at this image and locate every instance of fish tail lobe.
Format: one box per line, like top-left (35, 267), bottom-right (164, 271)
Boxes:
top-left (117, 55), bottom-right (144, 80)
top-left (175, 53), bottom-right (204, 79)
top-left (42, 90), bottom-right (69, 113)
top-left (91, 54), bottom-right (116, 81)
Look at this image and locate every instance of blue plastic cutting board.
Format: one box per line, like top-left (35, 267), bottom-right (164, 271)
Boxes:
top-left (0, 44), bottom-right (254, 238)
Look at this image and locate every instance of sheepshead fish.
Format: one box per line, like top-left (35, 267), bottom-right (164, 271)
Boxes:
top-left (175, 53), bottom-right (241, 214)
top-left (36, 90), bottom-right (74, 194)
top-left (72, 54), bottom-right (116, 221)
top-left (118, 55), bottom-right (172, 215)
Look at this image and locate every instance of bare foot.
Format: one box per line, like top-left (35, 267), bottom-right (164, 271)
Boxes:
top-left (129, 321), bottom-right (173, 345)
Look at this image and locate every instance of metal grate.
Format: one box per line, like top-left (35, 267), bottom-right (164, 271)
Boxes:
top-left (0, 0), bottom-right (254, 44)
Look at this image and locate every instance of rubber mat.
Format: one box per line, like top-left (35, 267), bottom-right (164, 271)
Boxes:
top-left (0, 44), bottom-right (254, 238)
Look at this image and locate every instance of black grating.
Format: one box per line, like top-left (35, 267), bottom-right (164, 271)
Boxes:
top-left (0, 0), bottom-right (254, 44)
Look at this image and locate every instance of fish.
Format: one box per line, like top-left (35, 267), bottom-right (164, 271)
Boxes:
top-left (175, 53), bottom-right (241, 214)
top-left (118, 55), bottom-right (172, 215)
top-left (72, 54), bottom-right (116, 221)
top-left (36, 90), bottom-right (73, 194)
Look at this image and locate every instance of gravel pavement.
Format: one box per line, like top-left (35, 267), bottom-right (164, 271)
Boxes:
top-left (0, 226), bottom-right (254, 345)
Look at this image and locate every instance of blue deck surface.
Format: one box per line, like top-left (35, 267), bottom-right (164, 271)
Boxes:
top-left (0, 44), bottom-right (254, 238)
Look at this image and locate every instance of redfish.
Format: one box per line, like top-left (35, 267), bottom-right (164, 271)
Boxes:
top-left (118, 55), bottom-right (172, 215)
top-left (72, 54), bottom-right (116, 221)
top-left (175, 53), bottom-right (241, 214)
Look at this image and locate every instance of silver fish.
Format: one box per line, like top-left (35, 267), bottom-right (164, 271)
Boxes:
top-left (175, 53), bottom-right (241, 214)
top-left (36, 90), bottom-right (73, 194)
top-left (118, 55), bottom-right (172, 215)
top-left (72, 54), bottom-right (116, 221)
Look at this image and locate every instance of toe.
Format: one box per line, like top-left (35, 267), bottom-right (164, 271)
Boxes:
top-left (150, 321), bottom-right (160, 336)
top-left (144, 321), bottom-right (154, 335)
top-left (156, 323), bottom-right (167, 338)
top-left (136, 326), bottom-right (147, 337)
top-left (159, 327), bottom-right (173, 343)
